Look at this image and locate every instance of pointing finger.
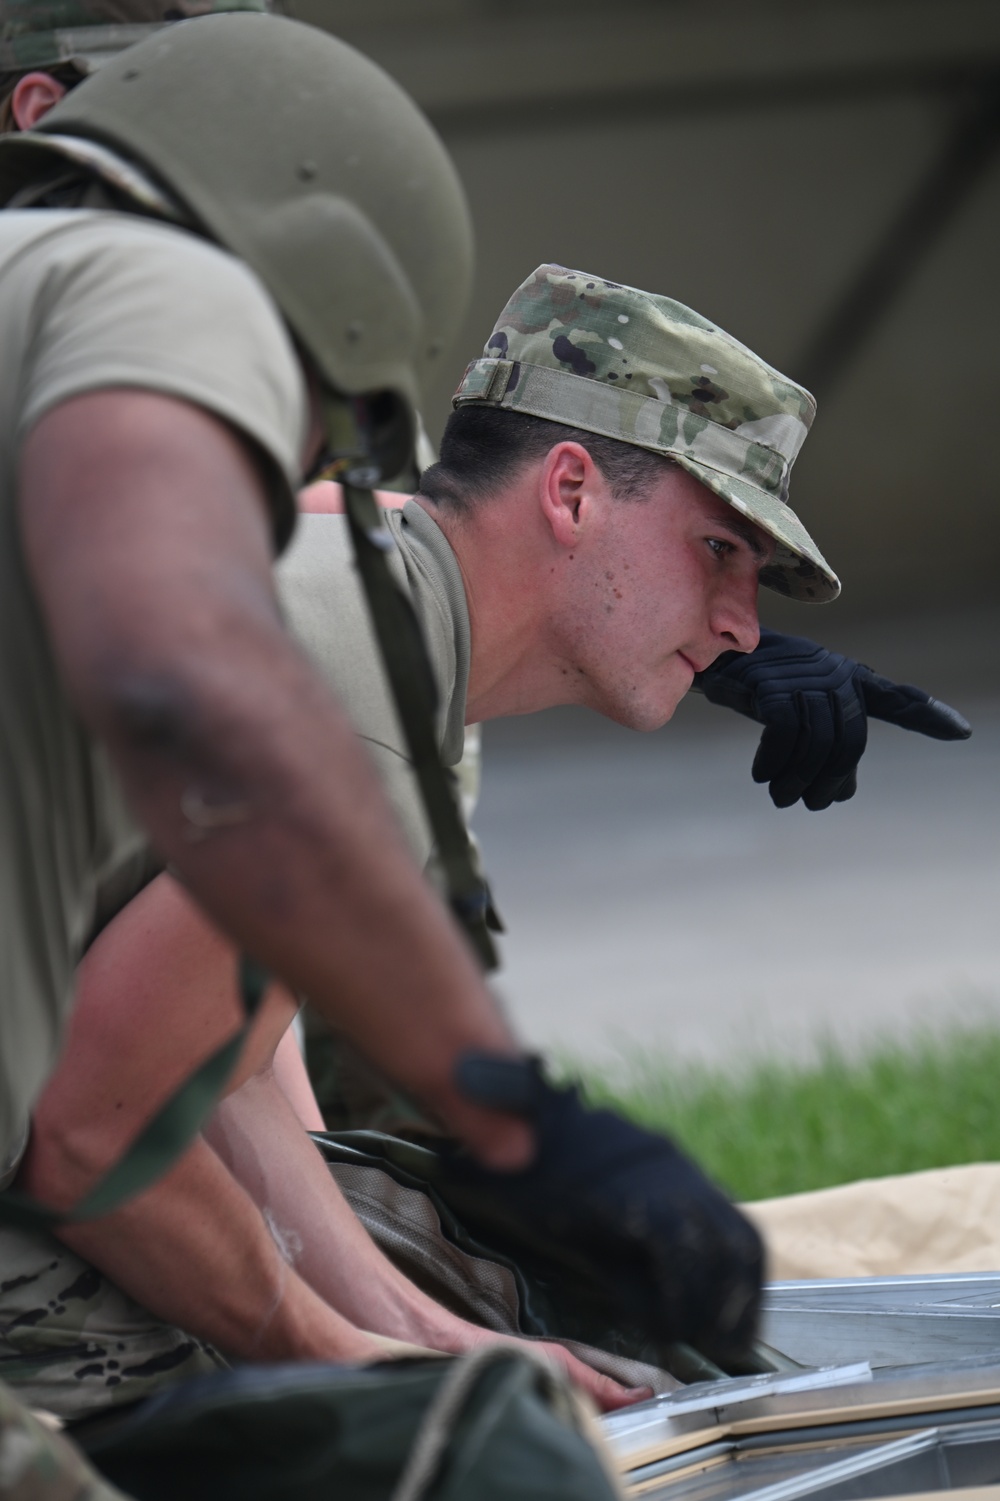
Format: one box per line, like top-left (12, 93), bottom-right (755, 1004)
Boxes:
top-left (860, 673), bottom-right (972, 740)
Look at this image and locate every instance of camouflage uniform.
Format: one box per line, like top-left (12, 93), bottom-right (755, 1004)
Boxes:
top-left (0, 1382), bottom-right (126, 1501)
top-left (454, 262), bottom-right (838, 602)
top-left (0, 1226), bottom-right (227, 1422)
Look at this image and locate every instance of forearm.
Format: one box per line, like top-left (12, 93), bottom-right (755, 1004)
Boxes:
top-left (23, 1129), bottom-right (379, 1366)
top-left (206, 1071), bottom-right (471, 1350)
top-left (206, 1072), bottom-right (649, 1409)
top-left (272, 1025), bottom-right (326, 1132)
top-left (21, 392), bottom-right (529, 1166)
top-left (101, 622), bottom-right (521, 1156)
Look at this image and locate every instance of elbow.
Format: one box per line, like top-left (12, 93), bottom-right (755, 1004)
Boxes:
top-left (98, 667), bottom-right (198, 760)
top-left (19, 1114), bottom-right (108, 1215)
top-left (81, 659), bottom-right (212, 786)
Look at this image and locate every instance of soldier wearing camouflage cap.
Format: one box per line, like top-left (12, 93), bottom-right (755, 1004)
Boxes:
top-left (0, 0), bottom-right (273, 129)
top-left (1, 0), bottom-right (273, 71)
top-left (448, 264), bottom-right (969, 806)
top-left (7, 252), bottom-right (973, 1429)
top-left (455, 262), bottom-right (839, 604)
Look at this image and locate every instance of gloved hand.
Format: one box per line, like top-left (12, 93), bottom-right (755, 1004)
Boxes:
top-left (436, 1054), bottom-right (764, 1369)
top-left (694, 629), bottom-right (971, 811)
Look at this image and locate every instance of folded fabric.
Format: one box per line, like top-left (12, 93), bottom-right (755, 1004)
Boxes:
top-left (745, 1164), bottom-right (1000, 1279)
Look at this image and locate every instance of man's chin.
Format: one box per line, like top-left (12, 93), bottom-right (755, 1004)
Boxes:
top-left (631, 664), bottom-right (695, 731)
top-left (610, 691), bottom-right (686, 734)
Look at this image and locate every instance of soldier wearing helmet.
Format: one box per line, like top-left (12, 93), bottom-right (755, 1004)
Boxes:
top-left (0, 4), bottom-right (665, 1433)
top-left (0, 0), bottom-right (574, 1417)
top-left (0, 1), bottom-right (760, 1447)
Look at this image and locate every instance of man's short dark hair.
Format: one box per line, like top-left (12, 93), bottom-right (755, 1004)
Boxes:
top-left (419, 405), bottom-right (675, 511)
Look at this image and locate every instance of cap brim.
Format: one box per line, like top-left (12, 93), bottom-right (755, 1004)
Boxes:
top-left (673, 457), bottom-right (840, 603)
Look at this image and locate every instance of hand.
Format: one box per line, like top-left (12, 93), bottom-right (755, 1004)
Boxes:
top-left (437, 1056), bottom-right (763, 1370)
top-left (531, 1342), bottom-right (652, 1412)
top-left (368, 1326), bottom-right (647, 1411)
top-left (695, 629), bottom-right (971, 811)
top-left (461, 1330), bottom-right (650, 1412)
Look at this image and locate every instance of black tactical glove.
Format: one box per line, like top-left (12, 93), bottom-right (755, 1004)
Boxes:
top-left (437, 1054), bottom-right (764, 1369)
top-left (695, 629), bottom-right (971, 812)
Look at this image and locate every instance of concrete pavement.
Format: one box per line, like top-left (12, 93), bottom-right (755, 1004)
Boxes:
top-left (474, 683), bottom-right (1000, 1070)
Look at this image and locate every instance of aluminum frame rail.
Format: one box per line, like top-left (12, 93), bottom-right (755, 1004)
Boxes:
top-left (761, 1275), bottom-right (1000, 1370)
top-left (622, 1415), bottom-right (1000, 1501)
top-left (604, 1275), bottom-right (1000, 1501)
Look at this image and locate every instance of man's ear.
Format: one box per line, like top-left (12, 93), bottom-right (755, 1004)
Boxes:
top-left (538, 441), bottom-right (602, 548)
top-left (11, 73), bottom-right (68, 131)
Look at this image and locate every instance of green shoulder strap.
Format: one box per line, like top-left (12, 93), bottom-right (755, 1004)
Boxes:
top-left (341, 478), bottom-right (497, 973)
top-left (0, 955), bottom-right (269, 1230)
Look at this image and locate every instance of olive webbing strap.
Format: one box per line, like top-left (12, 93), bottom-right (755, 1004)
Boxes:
top-left (0, 955), bottom-right (269, 1230)
top-left (342, 482), bottom-right (497, 974)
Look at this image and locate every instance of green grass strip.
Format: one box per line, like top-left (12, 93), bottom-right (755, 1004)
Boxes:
top-left (573, 1025), bottom-right (1000, 1203)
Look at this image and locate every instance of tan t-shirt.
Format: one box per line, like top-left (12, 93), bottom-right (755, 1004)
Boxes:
top-left (276, 501), bottom-right (471, 865)
top-left (0, 209), bottom-right (306, 1157)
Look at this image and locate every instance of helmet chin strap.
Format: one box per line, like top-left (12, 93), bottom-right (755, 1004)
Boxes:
top-left (323, 397), bottom-right (498, 972)
top-left (4, 131), bottom-right (193, 223)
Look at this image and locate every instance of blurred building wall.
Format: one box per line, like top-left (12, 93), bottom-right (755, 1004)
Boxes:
top-left (291, 0), bottom-right (1000, 627)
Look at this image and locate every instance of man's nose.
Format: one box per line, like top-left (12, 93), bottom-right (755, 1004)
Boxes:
top-left (713, 580), bottom-right (760, 655)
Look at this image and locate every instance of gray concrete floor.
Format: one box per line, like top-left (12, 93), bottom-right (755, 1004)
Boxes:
top-left (472, 612), bottom-right (1000, 1070)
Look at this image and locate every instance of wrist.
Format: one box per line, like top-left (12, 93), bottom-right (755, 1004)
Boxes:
top-left (458, 1112), bottom-right (535, 1170)
top-left (322, 1273), bottom-right (470, 1356)
top-left (237, 1269), bottom-right (377, 1365)
top-left (392, 1301), bottom-right (478, 1356)
top-left (432, 1054), bottom-right (539, 1169)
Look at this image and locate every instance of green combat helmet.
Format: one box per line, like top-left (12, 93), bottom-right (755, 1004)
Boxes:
top-left (455, 264), bottom-right (839, 602)
top-left (0, 0), bottom-right (274, 74)
top-left (0, 12), bottom-right (474, 479)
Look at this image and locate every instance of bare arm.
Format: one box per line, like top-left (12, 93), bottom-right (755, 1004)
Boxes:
top-left (25, 875), bottom-right (640, 1407)
top-left (23, 875), bottom-right (385, 1365)
top-left (298, 479), bottom-right (407, 513)
top-left (19, 391), bottom-right (528, 1168)
top-left (207, 1061), bottom-right (643, 1408)
top-left (272, 1027), bottom-right (326, 1133)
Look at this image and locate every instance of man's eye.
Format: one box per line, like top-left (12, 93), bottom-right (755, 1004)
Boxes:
top-left (707, 537), bottom-right (734, 558)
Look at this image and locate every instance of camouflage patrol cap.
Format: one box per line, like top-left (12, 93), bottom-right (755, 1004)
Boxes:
top-left (454, 264), bottom-right (839, 603)
top-left (0, 0), bottom-right (272, 75)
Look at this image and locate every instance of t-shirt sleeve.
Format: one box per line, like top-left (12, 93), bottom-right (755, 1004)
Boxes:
top-left (11, 214), bottom-right (307, 551)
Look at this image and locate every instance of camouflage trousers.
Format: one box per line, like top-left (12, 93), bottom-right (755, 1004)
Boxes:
top-left (0, 1381), bottom-right (127, 1500)
top-left (0, 1226), bottom-right (226, 1423)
